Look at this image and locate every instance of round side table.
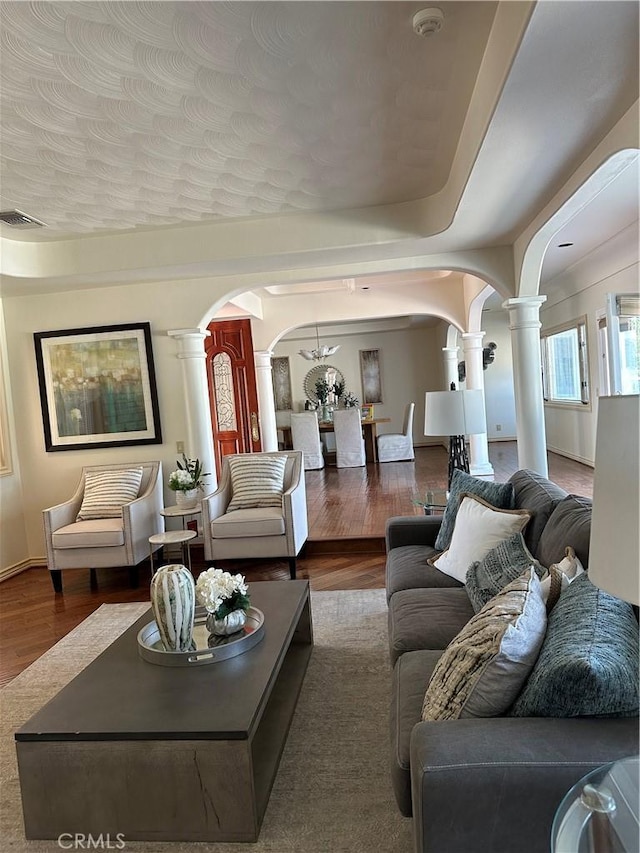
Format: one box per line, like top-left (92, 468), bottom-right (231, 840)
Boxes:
top-left (149, 529), bottom-right (197, 574)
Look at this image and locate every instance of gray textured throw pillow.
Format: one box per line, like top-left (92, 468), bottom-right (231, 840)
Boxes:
top-left (435, 469), bottom-right (515, 552)
top-left (465, 533), bottom-right (547, 613)
top-left (510, 573), bottom-right (639, 718)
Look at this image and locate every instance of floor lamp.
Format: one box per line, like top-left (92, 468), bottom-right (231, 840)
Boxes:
top-left (424, 389), bottom-right (486, 488)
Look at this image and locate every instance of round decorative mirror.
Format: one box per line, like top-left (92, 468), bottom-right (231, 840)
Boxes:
top-left (304, 364), bottom-right (346, 402)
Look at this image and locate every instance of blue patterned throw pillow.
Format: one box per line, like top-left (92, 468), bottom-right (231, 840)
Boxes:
top-left (465, 533), bottom-right (547, 613)
top-left (510, 573), bottom-right (639, 718)
top-left (435, 469), bottom-right (515, 552)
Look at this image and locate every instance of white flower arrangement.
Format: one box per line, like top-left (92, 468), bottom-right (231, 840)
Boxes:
top-left (168, 454), bottom-right (209, 492)
top-left (195, 568), bottom-right (250, 619)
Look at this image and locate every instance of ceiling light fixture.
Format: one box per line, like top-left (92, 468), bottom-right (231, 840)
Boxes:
top-left (412, 8), bottom-right (444, 37)
top-left (298, 324), bottom-right (340, 362)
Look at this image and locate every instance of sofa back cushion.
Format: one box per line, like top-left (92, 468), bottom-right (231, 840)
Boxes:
top-left (465, 532), bottom-right (547, 613)
top-left (510, 573), bottom-right (639, 718)
top-left (537, 494), bottom-right (592, 569)
top-left (508, 469), bottom-right (568, 557)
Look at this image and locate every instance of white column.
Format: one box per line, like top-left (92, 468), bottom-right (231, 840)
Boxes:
top-left (441, 347), bottom-right (460, 390)
top-left (461, 332), bottom-right (494, 479)
top-left (254, 350), bottom-right (278, 452)
top-left (167, 328), bottom-right (217, 490)
top-left (503, 296), bottom-right (548, 476)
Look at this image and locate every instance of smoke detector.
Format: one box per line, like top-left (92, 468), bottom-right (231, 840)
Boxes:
top-left (412, 8), bottom-right (444, 37)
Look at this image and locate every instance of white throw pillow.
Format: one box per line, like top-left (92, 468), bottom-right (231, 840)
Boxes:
top-left (77, 467), bottom-right (144, 520)
top-left (429, 493), bottom-right (531, 583)
top-left (540, 546), bottom-right (585, 609)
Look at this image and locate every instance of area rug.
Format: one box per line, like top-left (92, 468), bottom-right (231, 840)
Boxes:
top-left (0, 590), bottom-right (412, 852)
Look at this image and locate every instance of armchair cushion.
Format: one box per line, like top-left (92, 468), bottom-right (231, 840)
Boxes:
top-left (211, 507), bottom-right (286, 538)
top-left (52, 518), bottom-right (125, 549)
top-left (227, 455), bottom-right (287, 512)
top-left (76, 467), bottom-right (143, 520)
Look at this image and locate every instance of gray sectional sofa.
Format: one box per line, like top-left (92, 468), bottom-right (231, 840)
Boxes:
top-left (386, 469), bottom-right (639, 853)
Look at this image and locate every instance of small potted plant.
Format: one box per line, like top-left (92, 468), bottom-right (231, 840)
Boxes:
top-left (168, 454), bottom-right (209, 508)
top-left (315, 378), bottom-right (332, 421)
top-left (195, 568), bottom-right (251, 636)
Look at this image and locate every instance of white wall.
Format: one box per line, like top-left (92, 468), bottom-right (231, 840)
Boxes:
top-left (540, 223), bottom-right (639, 465)
top-left (272, 323), bottom-right (446, 447)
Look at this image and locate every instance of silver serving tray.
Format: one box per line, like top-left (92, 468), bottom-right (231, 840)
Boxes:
top-left (137, 606), bottom-right (265, 666)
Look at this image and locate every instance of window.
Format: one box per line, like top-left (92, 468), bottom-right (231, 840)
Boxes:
top-left (541, 317), bottom-right (589, 405)
top-left (599, 293), bottom-right (640, 396)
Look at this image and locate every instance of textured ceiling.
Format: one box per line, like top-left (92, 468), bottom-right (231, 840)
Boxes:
top-left (0, 1), bottom-right (496, 235)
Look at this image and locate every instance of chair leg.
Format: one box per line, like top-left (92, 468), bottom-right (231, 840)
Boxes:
top-left (129, 566), bottom-right (140, 589)
top-left (50, 570), bottom-right (63, 594)
top-left (89, 568), bottom-right (98, 590)
top-left (288, 557), bottom-right (296, 580)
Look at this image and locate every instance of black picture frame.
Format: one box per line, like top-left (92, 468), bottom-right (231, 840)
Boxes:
top-left (34, 322), bottom-right (162, 452)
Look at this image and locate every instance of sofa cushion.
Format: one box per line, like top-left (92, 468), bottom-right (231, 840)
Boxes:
top-left (212, 507), bottom-right (286, 538)
top-left (52, 518), bottom-right (125, 549)
top-left (466, 533), bottom-right (547, 613)
top-left (388, 587), bottom-right (475, 665)
top-left (227, 455), bottom-right (287, 512)
top-left (510, 573), bottom-right (639, 718)
top-left (536, 494), bottom-right (592, 569)
top-left (430, 494), bottom-right (531, 584)
top-left (390, 649), bottom-right (441, 817)
top-left (77, 467), bottom-right (143, 520)
top-left (508, 469), bottom-right (568, 556)
top-left (386, 545), bottom-right (461, 601)
top-left (435, 469), bottom-right (515, 552)
top-left (422, 569), bottom-right (547, 721)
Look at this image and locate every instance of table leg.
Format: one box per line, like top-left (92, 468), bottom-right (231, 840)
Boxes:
top-left (363, 422), bottom-right (378, 463)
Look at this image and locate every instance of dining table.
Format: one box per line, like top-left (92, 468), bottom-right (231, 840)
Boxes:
top-left (281, 416), bottom-right (391, 464)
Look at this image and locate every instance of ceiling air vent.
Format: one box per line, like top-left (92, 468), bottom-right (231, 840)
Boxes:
top-left (0, 209), bottom-right (46, 229)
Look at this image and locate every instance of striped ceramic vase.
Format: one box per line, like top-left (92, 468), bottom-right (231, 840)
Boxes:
top-left (150, 564), bottom-right (196, 652)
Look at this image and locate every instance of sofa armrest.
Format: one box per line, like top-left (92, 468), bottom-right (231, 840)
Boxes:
top-left (410, 717), bottom-right (639, 853)
top-left (385, 516), bottom-right (442, 552)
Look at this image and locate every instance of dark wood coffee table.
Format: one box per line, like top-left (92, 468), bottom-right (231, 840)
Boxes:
top-left (16, 580), bottom-right (312, 842)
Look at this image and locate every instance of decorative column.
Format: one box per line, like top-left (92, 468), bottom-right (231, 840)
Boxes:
top-left (254, 351), bottom-right (278, 452)
top-left (442, 346), bottom-right (460, 390)
top-left (461, 332), bottom-right (494, 479)
top-left (167, 329), bottom-right (217, 490)
top-left (503, 296), bottom-right (548, 477)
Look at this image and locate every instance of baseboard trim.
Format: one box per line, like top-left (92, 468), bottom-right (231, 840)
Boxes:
top-left (546, 445), bottom-right (595, 468)
top-left (0, 558), bottom-right (36, 582)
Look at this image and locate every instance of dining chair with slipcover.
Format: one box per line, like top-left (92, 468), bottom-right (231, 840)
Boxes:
top-left (333, 408), bottom-right (366, 468)
top-left (201, 450), bottom-right (308, 579)
top-left (377, 402), bottom-right (415, 462)
top-left (42, 461), bottom-right (164, 593)
top-left (290, 411), bottom-right (324, 470)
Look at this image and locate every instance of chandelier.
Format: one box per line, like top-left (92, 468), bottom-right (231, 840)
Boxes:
top-left (298, 324), bottom-right (340, 361)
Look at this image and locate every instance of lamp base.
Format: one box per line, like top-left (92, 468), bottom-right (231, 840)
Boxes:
top-left (448, 435), bottom-right (469, 489)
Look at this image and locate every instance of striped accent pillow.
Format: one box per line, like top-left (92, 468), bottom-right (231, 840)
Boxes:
top-left (227, 455), bottom-right (287, 512)
top-left (77, 468), bottom-right (144, 520)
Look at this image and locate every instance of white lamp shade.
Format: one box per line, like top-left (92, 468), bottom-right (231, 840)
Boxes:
top-left (588, 395), bottom-right (639, 605)
top-left (424, 389), bottom-right (486, 436)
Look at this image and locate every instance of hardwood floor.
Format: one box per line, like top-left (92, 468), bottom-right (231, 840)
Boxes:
top-left (0, 442), bottom-right (593, 687)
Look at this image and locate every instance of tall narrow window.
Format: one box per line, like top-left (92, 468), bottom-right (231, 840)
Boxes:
top-left (212, 352), bottom-right (237, 431)
top-left (599, 293), bottom-right (640, 396)
top-left (541, 317), bottom-right (589, 405)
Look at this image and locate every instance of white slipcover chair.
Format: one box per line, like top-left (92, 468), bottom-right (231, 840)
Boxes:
top-left (377, 402), bottom-right (415, 462)
top-left (275, 410), bottom-right (292, 450)
top-left (333, 408), bottom-right (366, 468)
top-left (290, 412), bottom-right (324, 470)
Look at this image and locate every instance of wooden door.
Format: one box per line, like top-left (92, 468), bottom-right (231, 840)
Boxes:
top-left (205, 319), bottom-right (261, 472)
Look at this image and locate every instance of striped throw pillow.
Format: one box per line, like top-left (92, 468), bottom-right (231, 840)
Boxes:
top-left (227, 455), bottom-right (287, 513)
top-left (77, 468), bottom-right (144, 520)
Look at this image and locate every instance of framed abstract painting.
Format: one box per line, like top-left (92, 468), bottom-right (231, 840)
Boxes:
top-left (359, 348), bottom-right (383, 404)
top-left (33, 322), bottom-right (162, 452)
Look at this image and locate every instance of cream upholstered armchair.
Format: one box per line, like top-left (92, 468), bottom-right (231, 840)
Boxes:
top-left (201, 451), bottom-right (308, 579)
top-left (43, 461), bottom-right (164, 593)
top-left (377, 402), bottom-right (415, 462)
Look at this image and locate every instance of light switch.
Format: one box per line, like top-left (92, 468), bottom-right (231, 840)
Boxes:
top-left (176, 441), bottom-right (185, 453)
